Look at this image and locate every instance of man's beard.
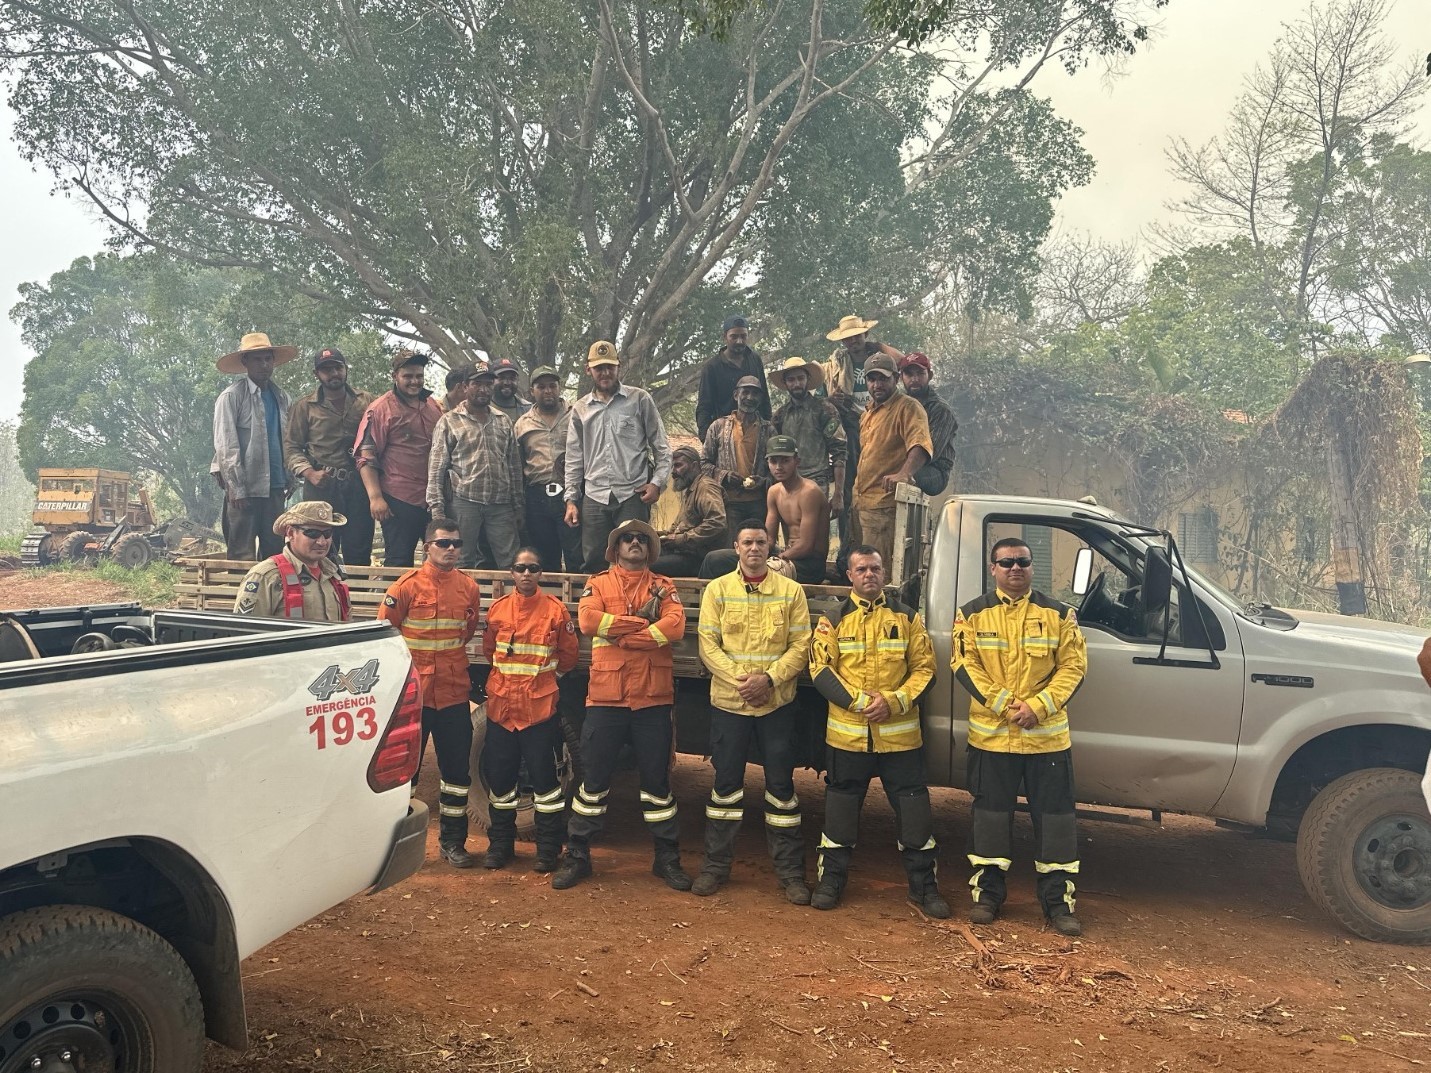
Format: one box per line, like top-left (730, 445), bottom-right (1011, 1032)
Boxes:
top-left (673, 471), bottom-right (695, 491)
top-left (727, 344), bottom-right (751, 359)
top-left (736, 401), bottom-right (759, 415)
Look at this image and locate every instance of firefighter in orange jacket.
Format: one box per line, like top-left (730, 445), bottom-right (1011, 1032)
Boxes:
top-left (550, 519), bottom-right (693, 891)
top-left (481, 547), bottom-right (580, 873)
top-left (378, 517), bottom-right (481, 868)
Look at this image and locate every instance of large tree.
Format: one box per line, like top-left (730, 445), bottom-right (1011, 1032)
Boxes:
top-left (1, 0), bottom-right (1157, 394)
top-left (12, 253), bottom-right (386, 523)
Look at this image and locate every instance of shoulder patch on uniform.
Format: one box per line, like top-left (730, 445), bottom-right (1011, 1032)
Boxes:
top-left (580, 586), bottom-right (592, 598)
top-left (1067, 609), bottom-right (1078, 625)
top-left (243, 580), bottom-right (259, 592)
top-left (565, 619), bottom-right (575, 633)
top-left (236, 599), bottom-right (255, 614)
top-left (815, 618), bottom-right (833, 635)
top-left (383, 595), bottom-right (397, 607)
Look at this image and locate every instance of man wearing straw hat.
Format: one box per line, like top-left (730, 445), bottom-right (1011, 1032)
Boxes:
top-left (214, 332), bottom-right (297, 561)
top-left (821, 316), bottom-right (903, 544)
top-left (232, 500), bottom-right (351, 622)
top-left (769, 356), bottom-right (846, 517)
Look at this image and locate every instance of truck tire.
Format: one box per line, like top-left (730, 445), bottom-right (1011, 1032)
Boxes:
top-left (110, 532), bottom-right (155, 569)
top-left (1296, 767), bottom-right (1431, 944)
top-left (468, 707), bottom-right (583, 843)
top-left (57, 531), bottom-right (92, 565)
top-left (0, 904), bottom-right (205, 1072)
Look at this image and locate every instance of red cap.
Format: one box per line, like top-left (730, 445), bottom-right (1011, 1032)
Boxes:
top-left (899, 351), bottom-right (932, 372)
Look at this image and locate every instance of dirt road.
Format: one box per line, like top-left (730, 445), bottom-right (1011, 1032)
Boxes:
top-left (205, 759), bottom-right (1431, 1073)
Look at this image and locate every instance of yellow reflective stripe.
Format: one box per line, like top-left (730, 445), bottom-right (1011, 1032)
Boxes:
top-left (404, 636), bottom-right (466, 651)
top-left (644, 805), bottom-right (677, 822)
top-left (710, 788), bottom-right (744, 806)
top-left (968, 855), bottom-right (1012, 869)
top-left (439, 781), bottom-right (469, 796)
top-left (1035, 860), bottom-right (1081, 874)
top-left (990, 689), bottom-right (1012, 713)
top-left (1021, 719), bottom-right (1069, 736)
top-left (876, 640), bottom-right (906, 651)
top-left (592, 637), bottom-right (613, 648)
top-left (974, 639), bottom-right (1009, 650)
top-left (597, 612), bottom-right (615, 638)
top-left (403, 618), bottom-right (467, 630)
top-left (764, 791), bottom-right (797, 809)
top-left (828, 713), bottom-right (869, 732)
top-left (577, 785), bottom-right (609, 802)
top-left (507, 642), bottom-right (553, 657)
top-left (492, 660), bottom-right (557, 676)
top-left (648, 624), bottom-right (668, 645)
top-left (764, 813), bottom-right (802, 827)
top-left (818, 834), bottom-right (847, 849)
top-left (706, 807), bottom-right (744, 821)
top-left (439, 803), bottom-right (468, 817)
top-left (571, 799), bottom-right (606, 816)
top-left (533, 788), bottom-right (564, 804)
top-left (1037, 690), bottom-right (1056, 715)
top-left (880, 718), bottom-right (920, 737)
top-left (640, 791), bottom-right (673, 806)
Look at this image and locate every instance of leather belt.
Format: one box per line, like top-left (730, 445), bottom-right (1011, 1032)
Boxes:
top-left (544, 482), bottom-right (564, 497)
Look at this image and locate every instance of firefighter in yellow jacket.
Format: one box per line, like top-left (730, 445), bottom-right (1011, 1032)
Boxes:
top-left (952, 536), bottom-right (1088, 936)
top-left (808, 544), bottom-right (949, 917)
top-left (694, 519), bottom-right (813, 903)
top-left (481, 547), bottom-right (580, 874)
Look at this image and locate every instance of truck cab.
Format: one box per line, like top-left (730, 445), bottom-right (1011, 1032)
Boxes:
top-left (920, 494), bottom-right (1431, 943)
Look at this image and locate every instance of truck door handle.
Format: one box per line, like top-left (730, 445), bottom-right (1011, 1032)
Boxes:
top-left (1250, 672), bottom-right (1313, 688)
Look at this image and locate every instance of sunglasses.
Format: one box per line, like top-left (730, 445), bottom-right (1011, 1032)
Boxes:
top-left (619, 533), bottom-right (650, 545)
top-left (430, 538), bottom-right (464, 549)
top-left (298, 528), bottom-right (334, 540)
top-left (994, 556), bottom-right (1033, 569)
top-left (511, 563), bottom-right (541, 574)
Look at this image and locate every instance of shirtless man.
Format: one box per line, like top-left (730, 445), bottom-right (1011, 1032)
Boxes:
top-left (765, 435), bottom-right (829, 585)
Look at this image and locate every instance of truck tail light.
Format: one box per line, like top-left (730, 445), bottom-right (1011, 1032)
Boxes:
top-left (367, 665), bottom-right (422, 793)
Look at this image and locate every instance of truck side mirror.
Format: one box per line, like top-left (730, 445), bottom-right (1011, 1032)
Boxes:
top-left (1071, 547), bottom-right (1094, 596)
top-left (1143, 546), bottom-right (1173, 616)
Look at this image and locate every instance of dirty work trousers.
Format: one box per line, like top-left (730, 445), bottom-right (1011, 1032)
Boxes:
top-left (379, 494), bottom-right (430, 568)
top-left (482, 715), bottom-right (566, 861)
top-left (578, 493), bottom-right (650, 574)
top-left (700, 705), bottom-right (803, 882)
top-left (413, 702), bottom-right (474, 849)
top-left (966, 746), bottom-right (1080, 918)
top-left (225, 490), bottom-right (287, 561)
top-left (525, 483), bottom-right (584, 573)
top-left (567, 705), bottom-right (681, 860)
top-left (453, 497), bottom-right (521, 571)
top-left (817, 746), bottom-right (937, 893)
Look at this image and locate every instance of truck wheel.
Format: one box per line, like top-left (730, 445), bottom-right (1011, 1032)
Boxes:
top-left (0, 905), bottom-right (205, 1072)
top-left (1296, 767), bottom-right (1431, 944)
top-left (110, 532), bottom-right (155, 570)
top-left (57, 531), bottom-right (92, 565)
top-left (468, 708), bottom-right (583, 843)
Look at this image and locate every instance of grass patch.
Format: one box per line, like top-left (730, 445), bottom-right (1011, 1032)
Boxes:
top-left (92, 559), bottom-right (181, 605)
top-left (0, 532), bottom-right (22, 555)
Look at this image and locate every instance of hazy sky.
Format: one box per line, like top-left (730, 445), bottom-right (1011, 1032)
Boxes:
top-left (0, 0), bottom-right (1427, 422)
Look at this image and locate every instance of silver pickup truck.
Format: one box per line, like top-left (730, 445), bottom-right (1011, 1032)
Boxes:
top-left (912, 493), bottom-right (1431, 945)
top-left (0, 603), bottom-right (429, 1072)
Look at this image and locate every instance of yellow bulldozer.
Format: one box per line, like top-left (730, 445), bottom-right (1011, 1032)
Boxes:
top-left (19, 468), bottom-right (219, 569)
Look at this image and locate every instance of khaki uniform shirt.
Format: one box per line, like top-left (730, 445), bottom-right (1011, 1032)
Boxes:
top-left (285, 385), bottom-right (376, 477)
top-left (772, 394), bottom-right (847, 483)
top-left (234, 546), bottom-right (348, 621)
top-left (854, 394), bottom-right (932, 510)
top-left (514, 401), bottom-right (573, 487)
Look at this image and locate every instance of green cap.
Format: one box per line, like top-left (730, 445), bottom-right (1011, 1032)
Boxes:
top-left (766, 434), bottom-right (799, 457)
top-left (530, 365), bottom-right (560, 384)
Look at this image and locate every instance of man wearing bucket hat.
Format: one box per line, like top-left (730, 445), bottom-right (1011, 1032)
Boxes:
top-left (898, 352), bottom-right (958, 497)
top-left (553, 518), bottom-right (692, 891)
top-left (695, 316), bottom-right (770, 439)
top-left (855, 353), bottom-right (932, 569)
top-left (354, 350), bottom-right (444, 567)
top-left (701, 376), bottom-right (774, 531)
top-left (232, 500), bottom-right (351, 621)
top-left (284, 346), bottom-right (376, 566)
top-left (769, 356), bottom-right (846, 518)
top-left (563, 341), bottom-right (672, 573)
top-left (213, 332), bottom-right (297, 561)
top-left (821, 317), bottom-right (903, 544)
top-left (514, 366), bottom-right (583, 573)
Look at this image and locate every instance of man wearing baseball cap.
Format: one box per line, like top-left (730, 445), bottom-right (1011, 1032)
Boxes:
top-left (563, 341), bottom-right (672, 573)
top-left (695, 316), bottom-right (770, 439)
top-left (854, 354), bottom-right (932, 569)
top-left (514, 365), bottom-right (582, 572)
top-left (284, 346), bottom-right (376, 565)
top-left (232, 500), bottom-right (351, 621)
top-left (898, 352), bottom-right (958, 497)
top-left (489, 357), bottom-right (531, 424)
top-left (354, 350), bottom-right (443, 567)
top-left (700, 376), bottom-right (774, 534)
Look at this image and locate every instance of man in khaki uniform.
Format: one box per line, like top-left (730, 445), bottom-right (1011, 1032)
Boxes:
top-left (853, 354), bottom-right (931, 568)
top-left (233, 501), bottom-right (351, 622)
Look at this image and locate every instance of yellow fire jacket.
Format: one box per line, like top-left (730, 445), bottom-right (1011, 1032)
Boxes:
top-left (952, 588), bottom-right (1087, 754)
top-left (697, 569), bottom-right (811, 716)
top-left (809, 592), bottom-right (934, 753)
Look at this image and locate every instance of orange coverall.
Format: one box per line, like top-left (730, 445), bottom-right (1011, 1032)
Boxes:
top-left (482, 590), bottom-right (580, 730)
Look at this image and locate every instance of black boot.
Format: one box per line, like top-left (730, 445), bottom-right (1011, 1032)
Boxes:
top-left (483, 842), bottom-right (514, 869)
top-left (812, 844), bottom-right (850, 910)
top-left (902, 848), bottom-right (951, 919)
top-left (438, 813), bottom-right (476, 869)
top-left (695, 815), bottom-right (739, 895)
top-left (766, 824), bottom-right (808, 905)
top-left (652, 839), bottom-right (693, 891)
top-left (533, 808), bottom-right (565, 874)
top-left (551, 850), bottom-right (592, 890)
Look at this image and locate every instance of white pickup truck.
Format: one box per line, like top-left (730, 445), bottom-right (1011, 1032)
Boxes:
top-left (0, 602), bottom-right (428, 1072)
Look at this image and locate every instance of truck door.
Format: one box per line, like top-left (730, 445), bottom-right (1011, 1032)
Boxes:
top-left (974, 517), bottom-right (1244, 814)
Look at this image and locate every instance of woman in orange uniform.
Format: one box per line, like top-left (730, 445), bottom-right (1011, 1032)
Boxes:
top-left (481, 547), bottom-right (579, 873)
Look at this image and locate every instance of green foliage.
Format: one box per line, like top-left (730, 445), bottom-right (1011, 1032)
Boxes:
top-left (0, 0), bottom-right (1141, 394)
top-left (0, 421), bottom-right (34, 538)
top-left (12, 253), bottom-right (385, 524)
top-left (92, 559), bottom-right (180, 606)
